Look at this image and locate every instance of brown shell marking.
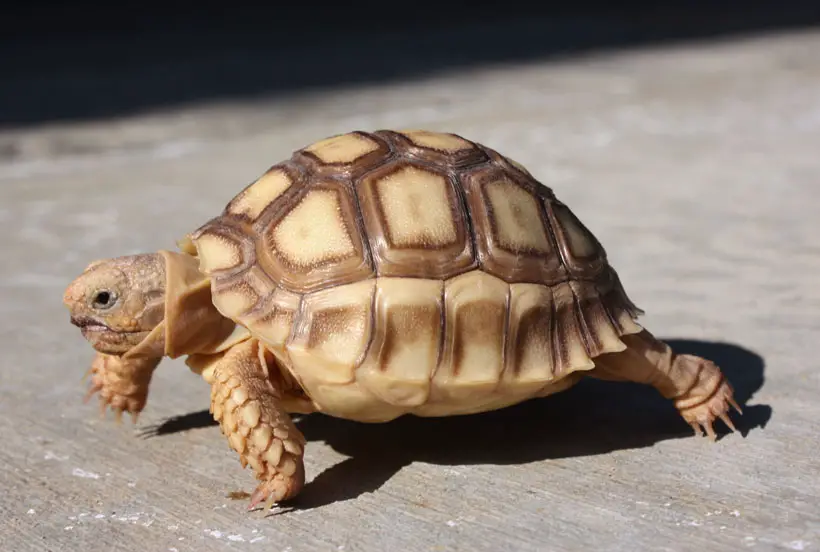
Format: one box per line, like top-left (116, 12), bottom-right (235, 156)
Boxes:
top-left (189, 129), bottom-right (644, 419)
top-left (356, 162), bottom-right (475, 279)
top-left (356, 278), bottom-right (444, 407)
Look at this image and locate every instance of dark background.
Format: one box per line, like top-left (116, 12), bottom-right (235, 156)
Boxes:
top-left (2, 1), bottom-right (820, 127)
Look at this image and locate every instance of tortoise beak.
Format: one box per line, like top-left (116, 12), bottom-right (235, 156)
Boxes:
top-left (70, 315), bottom-right (112, 334)
top-left (70, 316), bottom-right (105, 329)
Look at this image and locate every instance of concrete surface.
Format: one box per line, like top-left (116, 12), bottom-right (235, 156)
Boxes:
top-left (1, 29), bottom-right (819, 552)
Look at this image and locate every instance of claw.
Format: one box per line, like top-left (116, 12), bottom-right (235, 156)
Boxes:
top-left (689, 422), bottom-right (703, 437)
top-left (98, 400), bottom-right (108, 418)
top-left (728, 397), bottom-right (743, 415)
top-left (719, 412), bottom-right (737, 433)
top-left (704, 422), bottom-right (717, 441)
top-left (248, 486), bottom-right (267, 510)
top-left (84, 383), bottom-right (102, 403)
top-left (114, 409), bottom-right (124, 425)
top-left (81, 368), bottom-right (93, 382)
top-left (130, 411), bottom-right (140, 425)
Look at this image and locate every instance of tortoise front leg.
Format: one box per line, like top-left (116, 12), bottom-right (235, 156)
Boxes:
top-left (590, 329), bottom-right (742, 439)
top-left (205, 339), bottom-right (306, 509)
top-left (84, 352), bottom-right (161, 423)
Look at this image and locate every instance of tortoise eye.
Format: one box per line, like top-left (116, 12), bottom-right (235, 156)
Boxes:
top-left (92, 290), bottom-right (117, 310)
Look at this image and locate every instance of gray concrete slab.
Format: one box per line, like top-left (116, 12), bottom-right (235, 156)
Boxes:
top-left (1, 29), bottom-right (819, 552)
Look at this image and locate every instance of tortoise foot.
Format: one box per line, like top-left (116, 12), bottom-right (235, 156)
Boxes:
top-left (248, 466), bottom-right (304, 510)
top-left (83, 352), bottom-right (160, 424)
top-left (675, 366), bottom-right (742, 440)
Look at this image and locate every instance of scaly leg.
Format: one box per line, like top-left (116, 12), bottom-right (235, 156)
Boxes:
top-left (84, 352), bottom-right (161, 423)
top-left (206, 339), bottom-right (306, 508)
top-left (590, 330), bottom-right (742, 440)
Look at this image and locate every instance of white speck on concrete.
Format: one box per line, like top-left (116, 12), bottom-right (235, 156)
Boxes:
top-left (64, 526), bottom-right (73, 531)
top-left (169, 548), bottom-right (178, 552)
top-left (730, 510), bottom-right (741, 517)
top-left (27, 509), bottom-right (35, 515)
top-left (446, 520), bottom-right (458, 527)
top-left (95, 514), bottom-right (105, 519)
top-left (228, 535), bottom-right (245, 542)
top-left (167, 524), bottom-right (179, 530)
top-left (206, 530), bottom-right (223, 539)
top-left (127, 481), bottom-right (137, 488)
top-left (72, 468), bottom-right (100, 479)
top-left (787, 541), bottom-right (810, 551)
top-left (44, 451), bottom-right (68, 461)
top-left (250, 536), bottom-right (265, 544)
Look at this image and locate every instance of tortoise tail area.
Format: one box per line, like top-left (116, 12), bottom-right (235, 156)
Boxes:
top-left (524, 268), bottom-right (645, 392)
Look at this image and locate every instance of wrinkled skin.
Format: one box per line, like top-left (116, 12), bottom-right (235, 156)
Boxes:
top-left (82, 351), bottom-right (161, 423)
top-left (63, 254), bottom-right (167, 355)
top-left (64, 254), bottom-right (168, 422)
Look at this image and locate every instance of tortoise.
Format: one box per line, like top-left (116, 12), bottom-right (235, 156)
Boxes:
top-left (63, 129), bottom-right (741, 508)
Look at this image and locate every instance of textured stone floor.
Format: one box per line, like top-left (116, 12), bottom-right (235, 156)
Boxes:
top-left (1, 29), bottom-right (819, 552)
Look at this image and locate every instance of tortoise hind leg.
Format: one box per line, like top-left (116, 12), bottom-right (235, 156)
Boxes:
top-left (202, 339), bottom-right (306, 508)
top-left (589, 329), bottom-right (742, 440)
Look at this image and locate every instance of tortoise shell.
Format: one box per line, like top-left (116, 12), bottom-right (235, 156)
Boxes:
top-left (189, 130), bottom-right (643, 421)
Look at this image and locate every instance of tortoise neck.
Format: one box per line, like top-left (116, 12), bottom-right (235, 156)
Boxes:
top-left (124, 250), bottom-right (238, 360)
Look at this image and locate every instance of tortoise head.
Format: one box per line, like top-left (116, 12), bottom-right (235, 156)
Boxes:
top-left (63, 254), bottom-right (167, 354)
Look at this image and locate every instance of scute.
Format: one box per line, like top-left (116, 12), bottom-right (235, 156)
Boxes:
top-left (287, 280), bottom-right (376, 380)
top-left (547, 200), bottom-right (606, 278)
top-left (227, 166), bottom-right (294, 221)
top-left (259, 181), bottom-right (374, 293)
top-left (305, 132), bottom-right (381, 164)
top-left (384, 129), bottom-right (489, 168)
top-left (431, 270), bottom-right (509, 403)
top-left (461, 166), bottom-right (567, 284)
top-left (503, 283), bottom-right (556, 390)
top-left (285, 280), bottom-right (376, 415)
top-left (356, 277), bottom-right (444, 407)
top-left (194, 231), bottom-right (244, 273)
top-left (296, 131), bottom-right (391, 178)
top-left (272, 189), bottom-right (356, 266)
top-left (356, 161), bottom-right (476, 279)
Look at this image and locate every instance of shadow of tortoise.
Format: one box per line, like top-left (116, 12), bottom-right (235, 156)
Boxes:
top-left (140, 338), bottom-right (770, 510)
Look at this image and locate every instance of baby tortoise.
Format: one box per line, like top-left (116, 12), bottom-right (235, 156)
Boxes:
top-left (63, 130), bottom-right (740, 508)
